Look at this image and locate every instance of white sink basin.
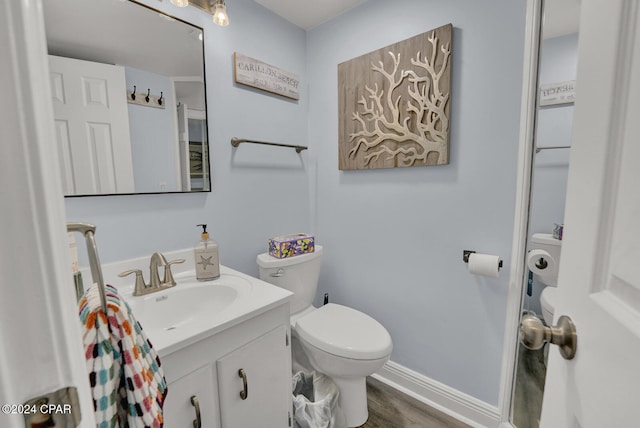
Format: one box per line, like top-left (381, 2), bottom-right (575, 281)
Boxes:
top-left (126, 273), bottom-right (252, 333)
top-left (102, 259), bottom-right (292, 355)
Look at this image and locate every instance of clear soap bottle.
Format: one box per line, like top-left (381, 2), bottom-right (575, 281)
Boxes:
top-left (194, 224), bottom-right (220, 281)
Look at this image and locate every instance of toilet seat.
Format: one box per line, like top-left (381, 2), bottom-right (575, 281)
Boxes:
top-left (540, 286), bottom-right (558, 325)
top-left (295, 303), bottom-right (393, 360)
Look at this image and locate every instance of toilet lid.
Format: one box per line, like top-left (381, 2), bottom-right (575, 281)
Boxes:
top-left (295, 303), bottom-right (393, 360)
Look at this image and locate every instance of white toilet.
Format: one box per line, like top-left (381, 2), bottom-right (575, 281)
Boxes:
top-left (529, 233), bottom-right (562, 326)
top-left (257, 245), bottom-right (393, 427)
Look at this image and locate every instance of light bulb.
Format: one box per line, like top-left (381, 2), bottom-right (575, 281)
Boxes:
top-left (212, 2), bottom-right (229, 26)
top-left (170, 0), bottom-right (189, 7)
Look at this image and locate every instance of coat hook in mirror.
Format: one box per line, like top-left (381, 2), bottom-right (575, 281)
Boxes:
top-left (127, 88), bottom-right (166, 110)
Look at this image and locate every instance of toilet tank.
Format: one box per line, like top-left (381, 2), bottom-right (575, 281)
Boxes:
top-left (257, 245), bottom-right (323, 315)
top-left (530, 233), bottom-right (562, 286)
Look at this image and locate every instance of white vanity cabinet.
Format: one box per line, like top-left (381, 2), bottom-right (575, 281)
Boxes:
top-left (160, 302), bottom-right (292, 428)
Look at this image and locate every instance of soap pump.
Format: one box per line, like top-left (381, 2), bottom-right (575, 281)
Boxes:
top-left (194, 224), bottom-right (220, 281)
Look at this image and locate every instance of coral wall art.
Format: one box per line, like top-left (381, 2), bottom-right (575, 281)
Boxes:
top-left (338, 24), bottom-right (452, 170)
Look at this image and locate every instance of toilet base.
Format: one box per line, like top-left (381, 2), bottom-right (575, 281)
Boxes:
top-left (332, 376), bottom-right (368, 427)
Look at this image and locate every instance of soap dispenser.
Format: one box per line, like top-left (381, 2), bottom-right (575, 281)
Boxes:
top-left (194, 224), bottom-right (220, 281)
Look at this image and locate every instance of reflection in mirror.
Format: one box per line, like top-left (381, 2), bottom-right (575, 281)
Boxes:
top-left (511, 1), bottom-right (580, 427)
top-left (44, 0), bottom-right (210, 196)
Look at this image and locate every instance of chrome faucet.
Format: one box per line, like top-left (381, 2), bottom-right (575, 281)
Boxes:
top-left (150, 252), bottom-right (185, 289)
top-left (119, 252), bottom-right (185, 296)
top-left (149, 252), bottom-right (168, 289)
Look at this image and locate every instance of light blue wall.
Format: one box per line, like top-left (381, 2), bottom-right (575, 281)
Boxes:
top-left (125, 67), bottom-right (178, 192)
top-left (66, 0), bottom-right (310, 275)
top-left (307, 0), bottom-right (526, 405)
top-left (65, 0), bottom-right (530, 407)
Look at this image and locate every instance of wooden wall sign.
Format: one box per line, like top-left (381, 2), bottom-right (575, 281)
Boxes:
top-left (338, 24), bottom-right (452, 170)
top-left (234, 52), bottom-right (300, 100)
top-left (539, 80), bottom-right (576, 106)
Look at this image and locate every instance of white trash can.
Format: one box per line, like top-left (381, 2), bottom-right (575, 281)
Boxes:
top-left (292, 371), bottom-right (347, 428)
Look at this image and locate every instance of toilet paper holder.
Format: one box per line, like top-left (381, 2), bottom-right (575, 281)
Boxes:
top-left (463, 250), bottom-right (503, 269)
top-left (534, 257), bottom-right (548, 270)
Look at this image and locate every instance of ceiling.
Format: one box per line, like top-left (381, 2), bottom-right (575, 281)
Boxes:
top-left (254, 0), bottom-right (367, 30)
top-left (44, 0), bottom-right (204, 77)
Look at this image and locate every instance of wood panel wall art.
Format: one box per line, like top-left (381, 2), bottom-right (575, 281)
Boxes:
top-left (338, 24), bottom-right (452, 170)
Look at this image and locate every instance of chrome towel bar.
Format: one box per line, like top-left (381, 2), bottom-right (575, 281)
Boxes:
top-left (231, 137), bottom-right (307, 153)
top-left (535, 145), bottom-right (571, 153)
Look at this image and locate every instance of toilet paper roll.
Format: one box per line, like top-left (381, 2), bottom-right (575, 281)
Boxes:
top-left (527, 249), bottom-right (556, 277)
top-left (467, 253), bottom-right (501, 278)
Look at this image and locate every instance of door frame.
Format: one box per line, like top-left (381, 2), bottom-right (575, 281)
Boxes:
top-left (0, 0), bottom-right (550, 426)
top-left (0, 0), bottom-right (95, 426)
top-left (497, 0), bottom-right (543, 426)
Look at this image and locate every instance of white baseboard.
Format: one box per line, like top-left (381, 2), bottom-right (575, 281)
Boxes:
top-left (372, 361), bottom-right (501, 428)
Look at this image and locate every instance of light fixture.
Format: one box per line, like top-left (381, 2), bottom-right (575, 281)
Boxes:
top-left (170, 0), bottom-right (189, 7)
top-left (212, 0), bottom-right (229, 26)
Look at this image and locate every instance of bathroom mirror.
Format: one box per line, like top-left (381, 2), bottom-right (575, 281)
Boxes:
top-left (511, 0), bottom-right (579, 427)
top-left (44, 0), bottom-right (210, 196)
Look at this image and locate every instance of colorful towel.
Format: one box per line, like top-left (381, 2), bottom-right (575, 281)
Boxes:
top-left (79, 284), bottom-right (167, 428)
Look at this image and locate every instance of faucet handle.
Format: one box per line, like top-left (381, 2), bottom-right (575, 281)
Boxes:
top-left (118, 269), bottom-right (148, 296)
top-left (164, 258), bottom-right (186, 286)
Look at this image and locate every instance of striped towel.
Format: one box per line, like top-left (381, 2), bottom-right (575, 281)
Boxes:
top-left (79, 284), bottom-right (167, 428)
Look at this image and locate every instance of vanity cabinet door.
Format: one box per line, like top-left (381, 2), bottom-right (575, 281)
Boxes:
top-left (217, 326), bottom-right (291, 427)
top-left (163, 364), bottom-right (219, 428)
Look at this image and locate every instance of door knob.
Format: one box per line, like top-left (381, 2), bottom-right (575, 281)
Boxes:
top-left (520, 313), bottom-right (577, 360)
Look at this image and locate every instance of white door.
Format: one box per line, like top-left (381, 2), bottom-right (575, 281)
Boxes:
top-left (539, 1), bottom-right (640, 426)
top-left (49, 55), bottom-right (134, 195)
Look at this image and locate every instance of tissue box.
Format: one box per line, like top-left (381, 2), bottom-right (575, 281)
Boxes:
top-left (269, 234), bottom-right (315, 259)
top-left (553, 223), bottom-right (564, 240)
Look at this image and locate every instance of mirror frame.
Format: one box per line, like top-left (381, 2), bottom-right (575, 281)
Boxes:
top-left (45, 0), bottom-right (211, 197)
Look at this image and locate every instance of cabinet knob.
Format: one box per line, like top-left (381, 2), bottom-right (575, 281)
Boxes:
top-left (190, 395), bottom-right (201, 428)
top-left (238, 368), bottom-right (248, 400)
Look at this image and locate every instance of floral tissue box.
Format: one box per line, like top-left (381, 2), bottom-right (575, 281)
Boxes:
top-left (553, 223), bottom-right (564, 240)
top-left (268, 234), bottom-right (315, 259)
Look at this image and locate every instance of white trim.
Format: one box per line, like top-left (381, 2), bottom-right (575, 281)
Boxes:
top-left (374, 361), bottom-right (500, 428)
top-left (497, 0), bottom-right (542, 426)
top-left (170, 77), bottom-right (185, 191)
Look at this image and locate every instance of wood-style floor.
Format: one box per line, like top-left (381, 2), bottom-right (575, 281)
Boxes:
top-left (359, 377), bottom-right (471, 428)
